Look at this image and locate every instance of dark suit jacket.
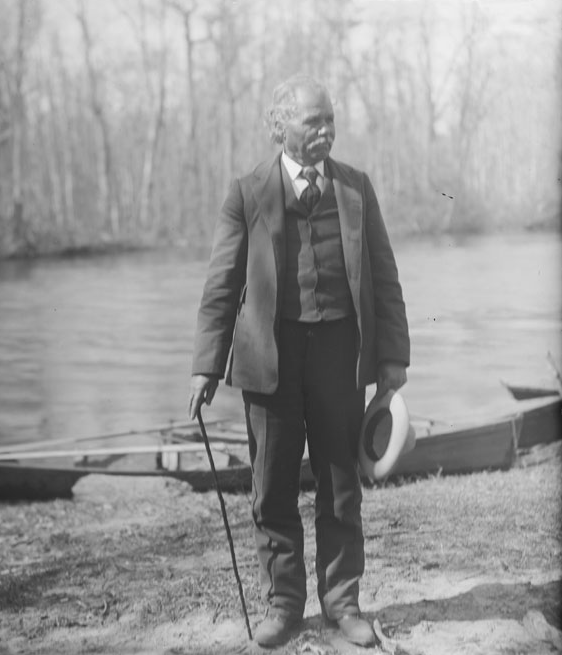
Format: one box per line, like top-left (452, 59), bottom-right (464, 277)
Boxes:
top-left (192, 153), bottom-right (410, 394)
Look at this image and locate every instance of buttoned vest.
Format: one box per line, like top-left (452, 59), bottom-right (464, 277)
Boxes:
top-left (280, 163), bottom-right (354, 322)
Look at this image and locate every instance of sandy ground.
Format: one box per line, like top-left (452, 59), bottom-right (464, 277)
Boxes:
top-left (1, 442), bottom-right (561, 655)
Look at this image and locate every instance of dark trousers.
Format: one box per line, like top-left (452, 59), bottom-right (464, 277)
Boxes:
top-left (243, 317), bottom-right (365, 620)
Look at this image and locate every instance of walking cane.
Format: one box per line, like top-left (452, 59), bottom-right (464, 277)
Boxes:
top-left (196, 408), bottom-right (253, 641)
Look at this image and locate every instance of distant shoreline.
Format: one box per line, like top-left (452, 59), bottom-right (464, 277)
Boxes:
top-left (1, 223), bottom-right (560, 262)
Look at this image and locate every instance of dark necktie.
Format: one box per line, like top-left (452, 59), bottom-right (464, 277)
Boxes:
top-left (300, 166), bottom-right (321, 211)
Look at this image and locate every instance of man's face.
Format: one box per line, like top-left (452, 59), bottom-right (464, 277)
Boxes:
top-left (282, 86), bottom-right (335, 165)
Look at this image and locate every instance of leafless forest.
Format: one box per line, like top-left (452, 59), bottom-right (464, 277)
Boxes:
top-left (0, 0), bottom-right (560, 256)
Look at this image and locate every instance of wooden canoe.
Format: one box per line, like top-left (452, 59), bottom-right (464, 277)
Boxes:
top-left (501, 382), bottom-right (560, 401)
top-left (515, 396), bottom-right (562, 448)
top-left (166, 416), bottom-right (522, 485)
top-left (0, 412), bottom-right (522, 500)
top-left (389, 414), bottom-right (522, 479)
top-left (0, 455), bottom-right (313, 500)
top-left (0, 419), bottom-right (238, 501)
top-left (0, 462), bottom-right (89, 501)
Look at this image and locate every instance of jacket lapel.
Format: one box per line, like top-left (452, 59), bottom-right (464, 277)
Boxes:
top-left (249, 155), bottom-right (364, 293)
top-left (251, 154), bottom-right (286, 275)
top-left (328, 158), bottom-right (363, 284)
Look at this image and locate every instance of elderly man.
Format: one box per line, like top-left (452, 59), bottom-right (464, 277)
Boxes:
top-left (189, 75), bottom-right (409, 647)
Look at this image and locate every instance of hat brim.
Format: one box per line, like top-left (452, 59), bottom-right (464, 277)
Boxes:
top-left (358, 390), bottom-right (416, 482)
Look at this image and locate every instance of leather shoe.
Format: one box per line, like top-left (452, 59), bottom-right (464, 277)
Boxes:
top-left (337, 614), bottom-right (376, 646)
top-left (254, 612), bottom-right (301, 647)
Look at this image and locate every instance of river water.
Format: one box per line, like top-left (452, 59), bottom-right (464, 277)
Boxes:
top-left (0, 232), bottom-right (560, 446)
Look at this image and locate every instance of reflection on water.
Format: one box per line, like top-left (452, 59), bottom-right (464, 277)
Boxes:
top-left (0, 233), bottom-right (560, 445)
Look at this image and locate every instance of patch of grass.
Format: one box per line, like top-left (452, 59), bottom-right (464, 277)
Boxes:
top-left (358, 461), bottom-right (561, 574)
top-left (0, 573), bottom-right (29, 611)
top-left (0, 453), bottom-right (560, 651)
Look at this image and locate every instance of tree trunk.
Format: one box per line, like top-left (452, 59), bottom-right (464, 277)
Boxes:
top-left (41, 71), bottom-right (65, 229)
top-left (12, 0), bottom-right (27, 243)
top-left (137, 0), bottom-right (168, 232)
top-left (52, 35), bottom-right (75, 229)
top-left (77, 0), bottom-right (119, 236)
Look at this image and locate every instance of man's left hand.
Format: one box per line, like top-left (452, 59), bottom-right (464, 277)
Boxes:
top-left (376, 362), bottom-right (407, 398)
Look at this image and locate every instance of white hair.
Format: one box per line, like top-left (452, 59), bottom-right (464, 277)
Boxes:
top-left (265, 75), bottom-right (329, 144)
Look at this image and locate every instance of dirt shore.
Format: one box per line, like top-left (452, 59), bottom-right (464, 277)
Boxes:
top-left (1, 442), bottom-right (561, 655)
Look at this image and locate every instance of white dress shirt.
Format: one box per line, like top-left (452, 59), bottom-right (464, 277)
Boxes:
top-left (281, 152), bottom-right (325, 199)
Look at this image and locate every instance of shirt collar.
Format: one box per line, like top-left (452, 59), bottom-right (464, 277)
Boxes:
top-left (281, 151), bottom-right (325, 181)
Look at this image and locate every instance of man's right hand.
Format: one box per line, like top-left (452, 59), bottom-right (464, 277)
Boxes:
top-left (188, 374), bottom-right (219, 420)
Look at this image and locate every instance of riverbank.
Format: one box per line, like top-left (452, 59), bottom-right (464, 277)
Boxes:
top-left (1, 221), bottom-right (559, 261)
top-left (1, 441), bottom-right (560, 655)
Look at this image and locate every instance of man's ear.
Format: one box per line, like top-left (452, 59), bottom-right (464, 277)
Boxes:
top-left (275, 121), bottom-right (285, 144)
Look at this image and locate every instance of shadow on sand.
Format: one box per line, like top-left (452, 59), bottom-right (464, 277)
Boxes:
top-left (374, 579), bottom-right (561, 632)
top-left (161, 579), bottom-right (561, 655)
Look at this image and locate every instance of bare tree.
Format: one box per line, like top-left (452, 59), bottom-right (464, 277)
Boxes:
top-left (204, 0), bottom-right (253, 179)
top-left (0, 0), bottom-right (558, 255)
top-left (167, 0), bottom-right (203, 231)
top-left (448, 3), bottom-right (493, 230)
top-left (37, 62), bottom-right (65, 230)
top-left (51, 34), bottom-right (75, 229)
top-left (11, 0), bottom-right (28, 240)
top-left (121, 0), bottom-right (169, 232)
top-left (76, 0), bottom-right (120, 236)
top-left (168, 0), bottom-right (199, 159)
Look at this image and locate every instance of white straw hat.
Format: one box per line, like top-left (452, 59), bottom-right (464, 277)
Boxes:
top-left (358, 390), bottom-right (416, 482)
